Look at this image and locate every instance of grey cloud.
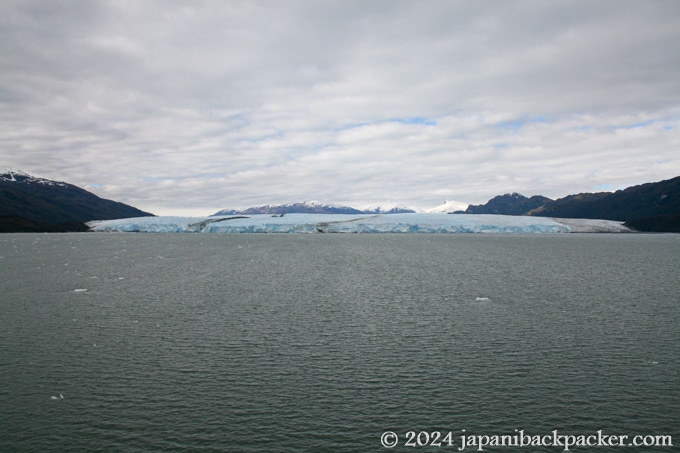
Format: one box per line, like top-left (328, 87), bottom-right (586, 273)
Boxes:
top-left (1, 0), bottom-right (679, 215)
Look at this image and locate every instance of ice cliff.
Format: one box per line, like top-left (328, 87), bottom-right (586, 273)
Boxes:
top-left (87, 214), bottom-right (632, 234)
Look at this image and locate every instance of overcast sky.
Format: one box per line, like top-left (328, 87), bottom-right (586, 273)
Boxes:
top-left (1, 0), bottom-right (679, 215)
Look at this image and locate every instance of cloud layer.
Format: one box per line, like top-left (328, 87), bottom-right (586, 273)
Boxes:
top-left (1, 0), bottom-right (679, 215)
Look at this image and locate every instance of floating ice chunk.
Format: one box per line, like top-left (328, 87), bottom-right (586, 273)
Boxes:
top-left (74, 288), bottom-right (87, 292)
top-left (50, 394), bottom-right (63, 400)
top-left (475, 297), bottom-right (490, 301)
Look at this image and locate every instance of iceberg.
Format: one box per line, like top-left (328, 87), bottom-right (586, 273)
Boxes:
top-left (87, 214), bottom-right (632, 234)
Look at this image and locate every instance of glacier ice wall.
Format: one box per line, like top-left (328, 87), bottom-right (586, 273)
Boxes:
top-left (87, 214), bottom-right (632, 234)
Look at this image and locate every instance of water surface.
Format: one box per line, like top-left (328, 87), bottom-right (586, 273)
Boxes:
top-left (1, 233), bottom-right (678, 452)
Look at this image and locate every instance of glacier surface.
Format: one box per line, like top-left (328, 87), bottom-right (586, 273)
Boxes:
top-left (87, 214), bottom-right (632, 234)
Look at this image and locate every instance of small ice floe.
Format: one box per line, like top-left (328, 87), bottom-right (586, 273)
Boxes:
top-left (50, 393), bottom-right (64, 400)
top-left (74, 288), bottom-right (87, 292)
top-left (475, 297), bottom-right (490, 301)
top-left (118, 277), bottom-right (125, 280)
top-left (650, 361), bottom-right (659, 365)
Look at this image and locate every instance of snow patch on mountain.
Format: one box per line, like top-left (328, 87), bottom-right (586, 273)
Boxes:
top-left (213, 201), bottom-right (362, 215)
top-left (362, 202), bottom-right (415, 214)
top-left (214, 200), bottom-right (421, 216)
top-left (0, 167), bottom-right (67, 187)
top-left (426, 200), bottom-right (469, 213)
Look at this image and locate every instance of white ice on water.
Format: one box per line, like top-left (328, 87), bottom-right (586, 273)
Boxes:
top-left (87, 213), bottom-right (632, 234)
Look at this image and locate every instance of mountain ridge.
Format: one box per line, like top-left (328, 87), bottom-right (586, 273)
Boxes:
top-left (3, 167), bottom-right (679, 232)
top-left (456, 176), bottom-right (680, 232)
top-left (460, 193), bottom-right (553, 216)
top-left (1, 168), bottom-right (154, 232)
top-left (212, 201), bottom-right (416, 216)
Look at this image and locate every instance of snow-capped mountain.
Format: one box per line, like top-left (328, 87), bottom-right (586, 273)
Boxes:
top-left (213, 200), bottom-right (418, 216)
top-left (361, 203), bottom-right (416, 214)
top-left (213, 201), bottom-right (364, 216)
top-left (213, 200), bottom-right (456, 216)
top-left (1, 167), bottom-right (154, 232)
top-left (0, 167), bottom-right (68, 186)
top-left (426, 200), bottom-right (469, 214)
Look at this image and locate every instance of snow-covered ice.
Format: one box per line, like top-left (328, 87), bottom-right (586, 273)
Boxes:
top-left (87, 213), bottom-right (632, 234)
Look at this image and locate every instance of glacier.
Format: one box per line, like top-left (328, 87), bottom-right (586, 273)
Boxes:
top-left (87, 213), bottom-right (632, 234)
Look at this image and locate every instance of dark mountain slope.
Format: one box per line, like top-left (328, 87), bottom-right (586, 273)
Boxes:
top-left (0, 169), bottom-right (154, 232)
top-left (456, 176), bottom-right (680, 231)
top-left (528, 176), bottom-right (680, 222)
top-left (461, 193), bottom-right (552, 215)
top-left (0, 215), bottom-right (89, 233)
top-left (526, 192), bottom-right (612, 219)
top-left (624, 214), bottom-right (680, 233)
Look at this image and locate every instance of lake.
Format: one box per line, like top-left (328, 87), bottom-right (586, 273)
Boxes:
top-left (1, 233), bottom-right (678, 452)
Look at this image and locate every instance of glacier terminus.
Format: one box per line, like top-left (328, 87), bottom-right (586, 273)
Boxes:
top-left (87, 213), bottom-right (632, 234)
